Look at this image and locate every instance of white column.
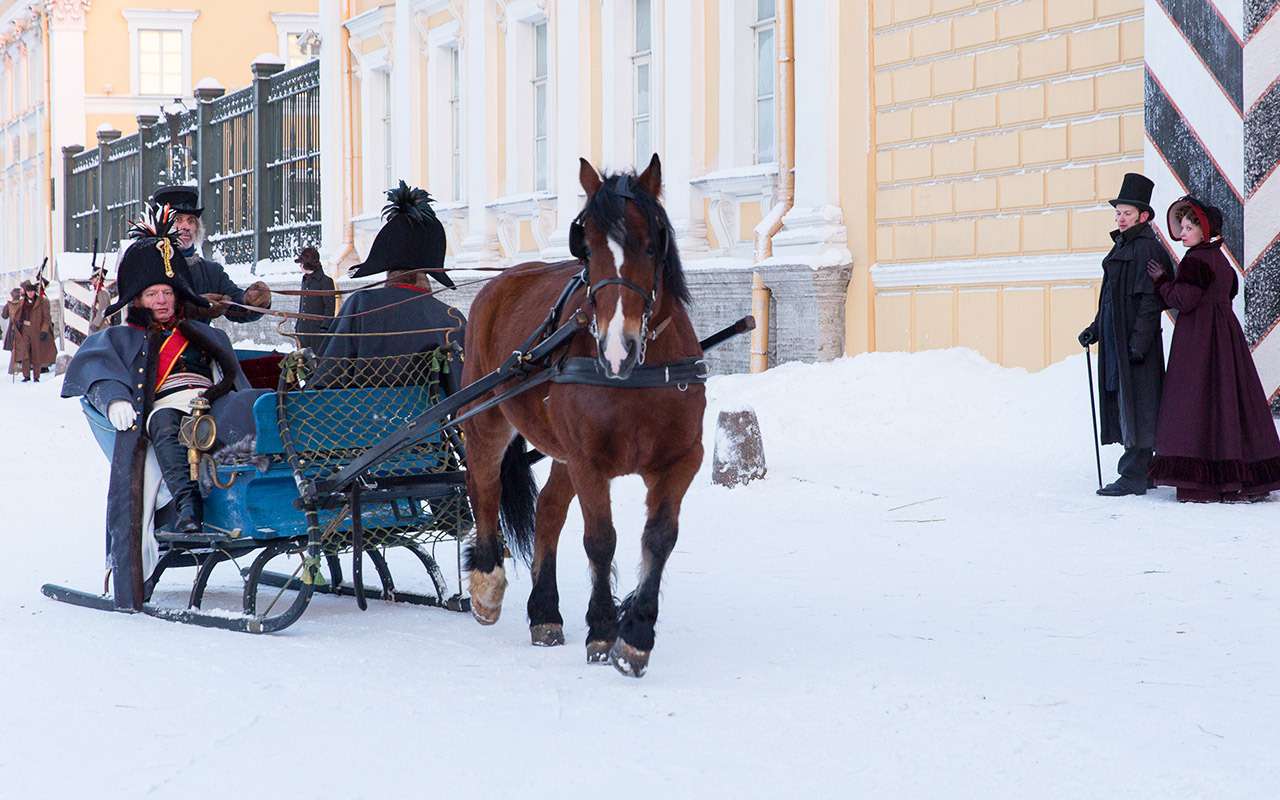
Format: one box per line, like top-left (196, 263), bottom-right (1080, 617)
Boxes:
top-left (318, 0), bottom-right (347, 260)
top-left (47, 1), bottom-right (89, 257)
top-left (599, 0), bottom-right (623, 172)
top-left (661, 0), bottom-right (706, 255)
top-left (393, 0), bottom-right (416, 182)
top-left (457, 0), bottom-right (498, 262)
top-left (770, 0), bottom-right (851, 268)
top-left (501, 12), bottom-right (519, 196)
top-left (546, 0), bottom-right (582, 256)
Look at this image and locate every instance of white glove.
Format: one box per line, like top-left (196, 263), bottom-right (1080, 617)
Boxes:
top-left (107, 400), bottom-right (138, 431)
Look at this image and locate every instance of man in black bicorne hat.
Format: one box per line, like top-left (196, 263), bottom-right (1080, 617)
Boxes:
top-left (321, 182), bottom-right (465, 385)
top-left (1079, 172), bottom-right (1175, 496)
top-left (62, 205), bottom-right (251, 608)
top-left (152, 185), bottom-right (273, 324)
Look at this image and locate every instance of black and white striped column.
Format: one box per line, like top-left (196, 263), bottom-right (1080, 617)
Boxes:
top-left (1144, 0), bottom-right (1280, 411)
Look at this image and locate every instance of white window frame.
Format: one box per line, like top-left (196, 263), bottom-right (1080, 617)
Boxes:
top-left (424, 15), bottom-right (464, 203)
top-left (451, 45), bottom-right (464, 201)
top-left (601, 0), bottom-right (661, 172)
top-left (345, 6), bottom-right (394, 216)
top-left (122, 9), bottom-right (198, 98)
top-left (753, 1), bottom-right (776, 165)
top-left (501, 0), bottom-right (552, 195)
top-left (532, 20), bottom-right (549, 192)
top-left (632, 0), bottom-right (653, 169)
top-left (271, 12), bottom-right (320, 69)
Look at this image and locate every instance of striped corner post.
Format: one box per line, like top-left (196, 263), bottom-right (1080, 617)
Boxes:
top-left (1144, 0), bottom-right (1280, 413)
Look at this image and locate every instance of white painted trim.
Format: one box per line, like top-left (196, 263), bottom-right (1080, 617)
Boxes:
top-left (427, 20), bottom-right (460, 48)
top-left (121, 9), bottom-right (199, 98)
top-left (505, 0), bottom-right (547, 25)
top-left (870, 253), bottom-right (1108, 289)
top-left (84, 94), bottom-right (195, 116)
top-left (271, 12), bottom-right (320, 67)
top-left (410, 0), bottom-right (458, 15)
top-left (344, 6), bottom-right (391, 41)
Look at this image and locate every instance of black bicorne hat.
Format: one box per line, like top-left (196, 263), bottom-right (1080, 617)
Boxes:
top-left (348, 181), bottom-right (454, 287)
top-left (1109, 172), bottom-right (1154, 216)
top-left (152, 184), bottom-right (202, 217)
top-left (1166, 195), bottom-right (1224, 241)
top-left (103, 204), bottom-right (212, 317)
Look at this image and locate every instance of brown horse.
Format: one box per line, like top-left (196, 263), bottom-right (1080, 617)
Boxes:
top-left (460, 155), bottom-right (705, 677)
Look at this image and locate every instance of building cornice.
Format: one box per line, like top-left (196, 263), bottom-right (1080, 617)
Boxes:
top-left (870, 253), bottom-right (1107, 289)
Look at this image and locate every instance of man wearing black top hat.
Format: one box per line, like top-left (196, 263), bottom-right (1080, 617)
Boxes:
top-left (151, 185), bottom-right (273, 324)
top-left (1078, 173), bottom-right (1175, 496)
top-left (320, 182), bottom-right (465, 385)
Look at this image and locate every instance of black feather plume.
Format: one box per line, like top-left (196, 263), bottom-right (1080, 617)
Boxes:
top-left (127, 201), bottom-right (180, 244)
top-left (382, 180), bottom-right (437, 225)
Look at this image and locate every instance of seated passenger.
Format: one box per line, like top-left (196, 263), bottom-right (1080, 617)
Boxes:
top-left (63, 204), bottom-right (249, 571)
top-left (321, 182), bottom-right (465, 381)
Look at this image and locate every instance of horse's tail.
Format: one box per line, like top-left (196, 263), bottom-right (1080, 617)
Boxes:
top-left (498, 435), bottom-right (538, 565)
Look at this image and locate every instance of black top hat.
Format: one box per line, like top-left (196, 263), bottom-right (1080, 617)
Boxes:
top-left (349, 181), bottom-right (454, 288)
top-left (1166, 195), bottom-right (1224, 242)
top-left (103, 204), bottom-right (211, 317)
top-left (152, 185), bottom-right (202, 217)
top-left (1109, 172), bottom-right (1154, 216)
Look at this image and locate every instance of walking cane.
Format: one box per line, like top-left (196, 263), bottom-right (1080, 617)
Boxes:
top-left (1084, 347), bottom-right (1103, 489)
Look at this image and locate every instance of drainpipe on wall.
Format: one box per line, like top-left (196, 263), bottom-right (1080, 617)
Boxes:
top-left (750, 272), bottom-right (771, 373)
top-left (750, 0), bottom-right (794, 371)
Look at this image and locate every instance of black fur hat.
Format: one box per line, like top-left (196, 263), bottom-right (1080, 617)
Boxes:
top-left (104, 203), bottom-right (211, 317)
top-left (348, 181), bottom-right (453, 287)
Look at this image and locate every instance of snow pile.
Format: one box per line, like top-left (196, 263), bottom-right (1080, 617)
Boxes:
top-left (0, 349), bottom-right (1277, 798)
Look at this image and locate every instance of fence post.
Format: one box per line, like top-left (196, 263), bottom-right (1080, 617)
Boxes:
top-left (194, 82), bottom-right (226, 260)
top-left (135, 114), bottom-right (158, 205)
top-left (94, 127), bottom-right (121, 255)
top-left (61, 145), bottom-right (84, 252)
top-left (251, 58), bottom-right (286, 271)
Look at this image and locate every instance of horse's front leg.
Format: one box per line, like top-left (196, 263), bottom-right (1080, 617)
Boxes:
top-left (528, 461), bottom-right (575, 646)
top-left (613, 445), bottom-right (703, 678)
top-left (568, 462), bottom-right (619, 663)
top-left (463, 422), bottom-right (513, 625)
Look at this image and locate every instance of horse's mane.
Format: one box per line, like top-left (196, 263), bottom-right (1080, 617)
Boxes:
top-left (582, 171), bottom-right (691, 307)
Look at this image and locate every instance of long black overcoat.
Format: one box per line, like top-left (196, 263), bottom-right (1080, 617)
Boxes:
top-left (1083, 223), bottom-right (1174, 448)
top-left (180, 253), bottom-right (263, 323)
top-left (295, 270), bottom-right (337, 351)
top-left (61, 317), bottom-right (249, 609)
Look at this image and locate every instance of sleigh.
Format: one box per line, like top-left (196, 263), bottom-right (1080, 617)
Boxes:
top-left (42, 347), bottom-right (473, 632)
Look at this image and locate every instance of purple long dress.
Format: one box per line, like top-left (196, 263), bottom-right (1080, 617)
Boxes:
top-left (1149, 241), bottom-right (1280, 499)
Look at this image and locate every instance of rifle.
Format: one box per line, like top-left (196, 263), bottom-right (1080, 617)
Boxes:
top-left (87, 237), bottom-right (108, 331)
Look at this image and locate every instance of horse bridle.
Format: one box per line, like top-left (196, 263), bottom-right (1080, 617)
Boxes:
top-left (570, 176), bottom-right (669, 365)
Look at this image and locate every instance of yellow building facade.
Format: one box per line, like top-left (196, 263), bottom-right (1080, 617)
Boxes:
top-left (320, 0), bottom-right (1147, 371)
top-left (0, 0), bottom-right (317, 283)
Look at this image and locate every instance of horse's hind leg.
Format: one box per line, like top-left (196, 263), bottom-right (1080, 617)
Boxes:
top-left (528, 461), bottom-right (575, 647)
top-left (463, 416), bottom-right (513, 625)
top-left (612, 445), bottom-right (703, 678)
top-left (569, 463), bottom-right (620, 663)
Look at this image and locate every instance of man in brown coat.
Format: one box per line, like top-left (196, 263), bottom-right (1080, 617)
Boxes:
top-left (7, 280), bottom-right (58, 382)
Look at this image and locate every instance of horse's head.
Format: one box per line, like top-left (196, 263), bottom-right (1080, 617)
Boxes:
top-left (572, 154), bottom-right (688, 381)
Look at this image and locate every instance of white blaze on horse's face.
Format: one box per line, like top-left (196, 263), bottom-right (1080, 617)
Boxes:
top-left (602, 236), bottom-right (630, 375)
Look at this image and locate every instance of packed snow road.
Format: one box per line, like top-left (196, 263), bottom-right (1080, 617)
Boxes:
top-left (1, 349), bottom-right (1276, 798)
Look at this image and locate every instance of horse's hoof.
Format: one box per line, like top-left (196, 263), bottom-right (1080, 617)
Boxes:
top-left (609, 640), bottom-right (650, 678)
top-left (586, 640), bottom-right (614, 664)
top-left (471, 601), bottom-right (501, 625)
top-left (530, 623), bottom-right (565, 647)
top-left (468, 566), bottom-right (507, 626)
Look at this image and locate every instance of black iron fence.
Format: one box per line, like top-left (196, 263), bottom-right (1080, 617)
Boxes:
top-left (61, 58), bottom-right (320, 267)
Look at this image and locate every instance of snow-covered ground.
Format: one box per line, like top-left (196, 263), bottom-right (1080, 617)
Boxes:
top-left (1, 349), bottom-right (1277, 799)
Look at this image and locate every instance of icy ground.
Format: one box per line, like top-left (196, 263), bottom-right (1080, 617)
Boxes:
top-left (1, 349), bottom-right (1277, 799)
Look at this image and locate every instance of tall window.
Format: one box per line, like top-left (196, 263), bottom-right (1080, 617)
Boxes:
top-left (632, 0), bottom-right (652, 168)
top-left (754, 0), bottom-right (776, 164)
top-left (380, 70), bottom-right (393, 191)
top-left (533, 21), bottom-right (549, 192)
top-left (450, 46), bottom-right (463, 201)
top-left (139, 29), bottom-right (182, 96)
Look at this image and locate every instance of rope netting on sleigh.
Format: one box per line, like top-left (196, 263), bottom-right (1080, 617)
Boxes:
top-left (274, 347), bottom-right (472, 559)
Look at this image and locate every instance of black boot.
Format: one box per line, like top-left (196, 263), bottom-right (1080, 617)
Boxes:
top-left (149, 409), bottom-right (203, 533)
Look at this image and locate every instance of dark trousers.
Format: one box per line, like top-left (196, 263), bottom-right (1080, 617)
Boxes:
top-left (1116, 446), bottom-right (1152, 490)
top-left (148, 408), bottom-right (201, 519)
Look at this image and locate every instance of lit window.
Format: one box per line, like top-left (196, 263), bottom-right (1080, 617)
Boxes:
top-left (632, 0), bottom-right (652, 168)
top-left (533, 21), bottom-right (549, 192)
top-left (754, 0), bottom-right (776, 164)
top-left (450, 47), bottom-right (463, 201)
top-left (139, 29), bottom-right (183, 96)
